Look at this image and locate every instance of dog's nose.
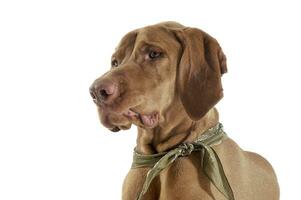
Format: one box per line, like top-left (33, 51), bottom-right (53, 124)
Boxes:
top-left (89, 81), bottom-right (118, 104)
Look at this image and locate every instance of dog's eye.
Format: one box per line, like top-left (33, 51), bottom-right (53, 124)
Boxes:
top-left (148, 51), bottom-right (162, 59)
top-left (111, 59), bottom-right (118, 67)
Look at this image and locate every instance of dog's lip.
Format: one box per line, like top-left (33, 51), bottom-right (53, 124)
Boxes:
top-left (123, 108), bottom-right (159, 128)
top-left (109, 126), bottom-right (121, 132)
top-left (123, 109), bottom-right (139, 118)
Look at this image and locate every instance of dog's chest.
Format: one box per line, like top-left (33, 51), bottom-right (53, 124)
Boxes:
top-left (122, 153), bottom-right (226, 200)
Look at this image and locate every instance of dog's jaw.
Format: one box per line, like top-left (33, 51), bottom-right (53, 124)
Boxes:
top-left (123, 109), bottom-right (159, 128)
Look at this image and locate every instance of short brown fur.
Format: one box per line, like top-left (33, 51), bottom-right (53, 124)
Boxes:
top-left (90, 22), bottom-right (279, 200)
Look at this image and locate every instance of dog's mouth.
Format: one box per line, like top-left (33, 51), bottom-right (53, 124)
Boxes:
top-left (98, 102), bottom-right (159, 132)
top-left (122, 109), bottom-right (159, 128)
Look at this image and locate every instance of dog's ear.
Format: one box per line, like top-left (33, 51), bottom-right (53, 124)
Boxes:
top-left (174, 28), bottom-right (227, 121)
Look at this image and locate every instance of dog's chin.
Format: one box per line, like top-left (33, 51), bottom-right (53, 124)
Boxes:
top-left (102, 119), bottom-right (132, 132)
top-left (97, 107), bottom-right (132, 132)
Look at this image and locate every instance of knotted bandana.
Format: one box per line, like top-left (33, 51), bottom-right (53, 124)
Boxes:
top-left (131, 123), bottom-right (235, 200)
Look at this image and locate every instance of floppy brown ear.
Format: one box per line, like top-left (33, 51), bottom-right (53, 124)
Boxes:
top-left (174, 28), bottom-right (227, 121)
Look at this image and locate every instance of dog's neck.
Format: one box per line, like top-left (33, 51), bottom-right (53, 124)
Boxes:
top-left (136, 103), bottom-right (219, 155)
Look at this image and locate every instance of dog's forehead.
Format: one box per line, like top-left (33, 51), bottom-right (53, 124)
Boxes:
top-left (114, 24), bottom-right (181, 57)
top-left (136, 25), bottom-right (174, 44)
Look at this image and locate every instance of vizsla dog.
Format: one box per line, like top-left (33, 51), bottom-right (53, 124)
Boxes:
top-left (89, 22), bottom-right (279, 200)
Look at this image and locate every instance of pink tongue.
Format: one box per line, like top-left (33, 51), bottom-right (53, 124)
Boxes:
top-left (140, 114), bottom-right (157, 127)
top-left (124, 109), bottom-right (158, 127)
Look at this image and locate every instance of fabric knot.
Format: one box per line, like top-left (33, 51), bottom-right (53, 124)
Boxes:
top-left (132, 123), bottom-right (235, 200)
top-left (178, 143), bottom-right (195, 157)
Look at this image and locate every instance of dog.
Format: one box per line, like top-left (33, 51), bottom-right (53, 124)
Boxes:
top-left (89, 22), bottom-right (280, 200)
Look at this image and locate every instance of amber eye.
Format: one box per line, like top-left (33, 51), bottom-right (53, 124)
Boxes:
top-left (111, 59), bottom-right (118, 67)
top-left (148, 50), bottom-right (162, 59)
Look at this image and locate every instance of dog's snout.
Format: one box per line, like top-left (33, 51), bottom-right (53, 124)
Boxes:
top-left (90, 80), bottom-right (118, 104)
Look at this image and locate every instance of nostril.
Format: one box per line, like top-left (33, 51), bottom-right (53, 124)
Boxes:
top-left (99, 89), bottom-right (109, 99)
top-left (89, 87), bottom-right (98, 100)
top-left (99, 84), bottom-right (116, 101)
top-left (90, 91), bottom-right (96, 100)
top-left (90, 82), bottom-right (117, 104)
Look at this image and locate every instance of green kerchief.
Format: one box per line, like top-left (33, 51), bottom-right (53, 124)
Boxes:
top-left (131, 123), bottom-right (235, 200)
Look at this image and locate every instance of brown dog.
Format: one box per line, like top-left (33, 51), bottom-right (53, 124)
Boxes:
top-left (89, 22), bottom-right (280, 200)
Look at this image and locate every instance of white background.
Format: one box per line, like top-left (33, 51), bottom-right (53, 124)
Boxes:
top-left (0, 0), bottom-right (300, 199)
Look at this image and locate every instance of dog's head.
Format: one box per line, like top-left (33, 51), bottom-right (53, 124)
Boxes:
top-left (89, 22), bottom-right (227, 132)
